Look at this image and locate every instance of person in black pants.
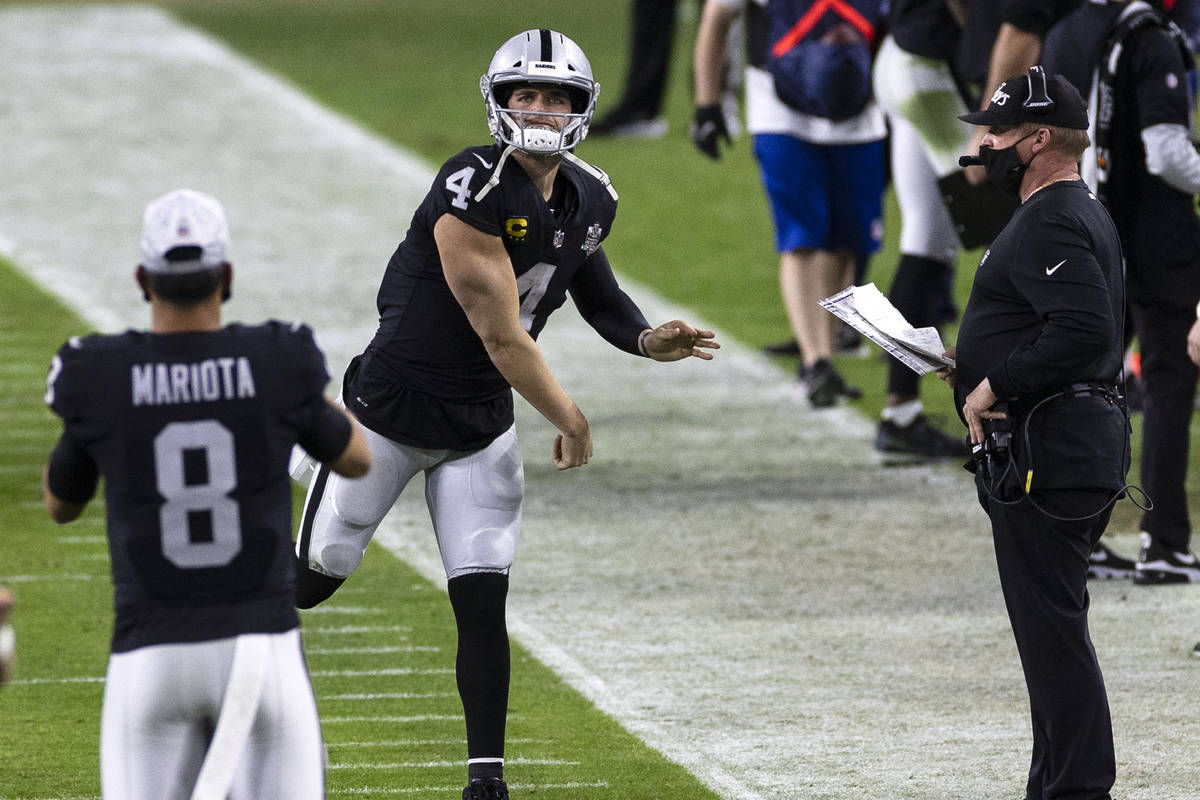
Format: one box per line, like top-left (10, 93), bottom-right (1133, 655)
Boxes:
top-left (1043, 0), bottom-right (1200, 585)
top-left (941, 68), bottom-right (1129, 800)
top-left (589, 0), bottom-right (679, 137)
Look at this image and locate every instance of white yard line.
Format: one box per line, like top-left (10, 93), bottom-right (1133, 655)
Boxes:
top-left (3, 7), bottom-right (1197, 800)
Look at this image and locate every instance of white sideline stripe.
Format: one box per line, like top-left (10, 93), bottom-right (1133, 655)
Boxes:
top-left (379, 542), bottom-right (773, 800)
top-left (310, 668), bottom-right (454, 677)
top-left (320, 692), bottom-right (455, 700)
top-left (322, 715), bottom-right (464, 724)
top-left (0, 574), bottom-right (98, 583)
top-left (308, 625), bottom-right (412, 634)
top-left (2, 446), bottom-right (52, 456)
top-left (8, 676), bottom-right (106, 685)
top-left (306, 645), bottom-right (438, 654)
top-left (330, 739), bottom-right (538, 747)
top-left (329, 785), bottom-right (606, 796)
top-left (0, 465), bottom-right (44, 475)
top-left (300, 606), bottom-right (386, 615)
top-left (3, 422), bottom-right (51, 434)
top-left (0, 364), bottom-right (44, 376)
top-left (57, 535), bottom-right (107, 545)
top-left (330, 758), bottom-right (579, 769)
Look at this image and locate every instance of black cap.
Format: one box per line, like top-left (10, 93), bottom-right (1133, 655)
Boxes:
top-left (959, 66), bottom-right (1089, 130)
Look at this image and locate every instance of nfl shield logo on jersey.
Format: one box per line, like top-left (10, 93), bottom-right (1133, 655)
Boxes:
top-left (553, 229), bottom-right (565, 248)
top-left (581, 222), bottom-right (602, 255)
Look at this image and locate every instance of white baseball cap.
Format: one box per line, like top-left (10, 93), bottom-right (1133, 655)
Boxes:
top-left (139, 189), bottom-right (230, 273)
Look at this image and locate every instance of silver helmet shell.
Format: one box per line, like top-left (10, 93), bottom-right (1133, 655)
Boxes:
top-left (479, 29), bottom-right (599, 154)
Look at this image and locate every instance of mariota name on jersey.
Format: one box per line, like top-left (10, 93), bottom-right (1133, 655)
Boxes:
top-left (131, 357), bottom-right (257, 407)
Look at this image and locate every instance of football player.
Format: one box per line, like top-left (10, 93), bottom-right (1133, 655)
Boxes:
top-left (292, 28), bottom-right (718, 800)
top-left (42, 189), bottom-right (371, 800)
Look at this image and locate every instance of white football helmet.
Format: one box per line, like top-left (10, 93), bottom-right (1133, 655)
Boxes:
top-left (480, 29), bottom-right (599, 154)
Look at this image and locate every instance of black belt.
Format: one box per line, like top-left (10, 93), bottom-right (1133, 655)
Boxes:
top-left (1012, 382), bottom-right (1122, 417)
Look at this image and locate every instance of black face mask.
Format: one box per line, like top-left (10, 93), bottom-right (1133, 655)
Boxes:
top-left (978, 130), bottom-right (1038, 196)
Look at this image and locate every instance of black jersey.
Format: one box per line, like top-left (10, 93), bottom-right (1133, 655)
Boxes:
top-left (956, 181), bottom-right (1124, 402)
top-left (1044, 1), bottom-right (1200, 296)
top-left (956, 0), bottom-right (1080, 103)
top-left (956, 182), bottom-right (1127, 490)
top-left (45, 322), bottom-right (349, 653)
top-left (890, 0), bottom-right (960, 61)
top-left (347, 143), bottom-right (623, 451)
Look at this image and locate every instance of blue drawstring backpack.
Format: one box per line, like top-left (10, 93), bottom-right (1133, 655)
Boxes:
top-left (766, 0), bottom-right (883, 120)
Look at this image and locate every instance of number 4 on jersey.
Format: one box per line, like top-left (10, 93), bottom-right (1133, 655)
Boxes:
top-left (445, 166), bottom-right (477, 210)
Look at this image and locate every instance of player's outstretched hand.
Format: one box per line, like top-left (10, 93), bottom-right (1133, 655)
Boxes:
top-left (642, 321), bottom-right (720, 362)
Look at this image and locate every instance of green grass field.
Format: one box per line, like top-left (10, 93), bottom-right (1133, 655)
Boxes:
top-left (1, 2), bottom-right (1197, 798)
top-left (0, 255), bottom-right (723, 798)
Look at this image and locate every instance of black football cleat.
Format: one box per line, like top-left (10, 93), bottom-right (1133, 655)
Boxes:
top-left (463, 777), bottom-right (509, 800)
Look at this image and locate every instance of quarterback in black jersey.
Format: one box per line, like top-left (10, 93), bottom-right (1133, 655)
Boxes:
top-left (42, 190), bottom-right (370, 800)
top-left (944, 70), bottom-right (1128, 800)
top-left (293, 28), bottom-right (718, 800)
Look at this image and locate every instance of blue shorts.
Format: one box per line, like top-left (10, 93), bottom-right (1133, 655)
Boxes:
top-left (752, 134), bottom-right (885, 256)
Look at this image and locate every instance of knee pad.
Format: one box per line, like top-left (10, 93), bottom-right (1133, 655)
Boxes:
top-left (315, 542), bottom-right (365, 578)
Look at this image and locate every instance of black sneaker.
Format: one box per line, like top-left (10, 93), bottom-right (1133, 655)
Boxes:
top-left (762, 325), bottom-right (865, 359)
top-left (762, 338), bottom-right (802, 357)
top-left (874, 414), bottom-right (970, 464)
top-left (1087, 541), bottom-right (1137, 580)
top-left (799, 358), bottom-right (861, 408)
top-left (588, 110), bottom-right (667, 138)
top-left (1193, 641), bottom-right (1200, 659)
top-left (834, 323), bottom-right (868, 357)
top-left (463, 777), bottom-right (509, 800)
top-left (1134, 532), bottom-right (1200, 584)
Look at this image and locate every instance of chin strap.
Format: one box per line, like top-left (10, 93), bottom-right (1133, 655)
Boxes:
top-left (474, 144), bottom-right (620, 203)
top-left (474, 144), bottom-right (517, 202)
top-left (562, 150), bottom-right (618, 201)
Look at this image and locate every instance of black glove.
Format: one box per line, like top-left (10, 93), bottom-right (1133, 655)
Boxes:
top-left (691, 104), bottom-right (730, 160)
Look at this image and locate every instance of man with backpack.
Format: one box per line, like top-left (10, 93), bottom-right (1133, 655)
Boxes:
top-left (693, 0), bottom-right (888, 407)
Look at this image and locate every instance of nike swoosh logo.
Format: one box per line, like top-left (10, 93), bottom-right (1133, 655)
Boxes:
top-left (1045, 259), bottom-right (1067, 276)
top-left (473, 153), bottom-right (494, 169)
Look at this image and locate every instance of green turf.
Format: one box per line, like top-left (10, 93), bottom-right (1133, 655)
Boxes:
top-left (0, 1), bottom-right (1192, 795)
top-left (146, 0), bottom-right (1162, 536)
top-left (142, 0), bottom-right (945, 416)
top-left (0, 248), bottom-right (723, 798)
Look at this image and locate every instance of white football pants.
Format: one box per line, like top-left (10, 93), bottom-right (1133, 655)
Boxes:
top-left (100, 629), bottom-right (323, 800)
top-left (297, 423), bottom-right (524, 580)
top-left (873, 34), bottom-right (970, 262)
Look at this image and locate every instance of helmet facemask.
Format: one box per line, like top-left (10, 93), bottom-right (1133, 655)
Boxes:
top-left (483, 80), bottom-right (595, 154)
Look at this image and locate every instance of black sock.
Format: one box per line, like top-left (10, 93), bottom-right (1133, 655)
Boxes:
top-left (294, 555), bottom-right (345, 609)
top-left (448, 572), bottom-right (510, 771)
top-left (468, 760), bottom-right (504, 781)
